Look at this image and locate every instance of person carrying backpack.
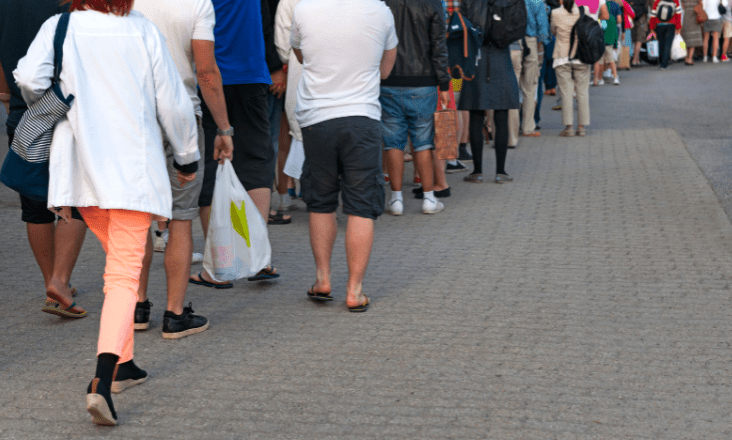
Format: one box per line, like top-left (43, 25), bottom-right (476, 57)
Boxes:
top-left (551, 0), bottom-right (594, 136)
top-left (648, 0), bottom-right (682, 69)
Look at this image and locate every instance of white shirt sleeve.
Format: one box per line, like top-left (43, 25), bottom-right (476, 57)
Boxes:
top-left (192, 0), bottom-right (216, 41)
top-left (290, 7), bottom-right (302, 50)
top-left (275, 0), bottom-right (295, 63)
top-left (14, 15), bottom-right (60, 107)
top-left (147, 25), bottom-right (200, 166)
top-left (384, 8), bottom-right (398, 50)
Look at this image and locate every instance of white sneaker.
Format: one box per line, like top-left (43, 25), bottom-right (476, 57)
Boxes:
top-left (422, 198), bottom-right (444, 214)
top-left (597, 79), bottom-right (604, 85)
top-left (191, 252), bottom-right (204, 264)
top-left (603, 68), bottom-right (612, 79)
top-left (713, 56), bottom-right (720, 63)
top-left (613, 76), bottom-right (620, 85)
top-left (703, 56), bottom-right (709, 63)
top-left (153, 230), bottom-right (168, 252)
top-left (386, 199), bottom-right (403, 216)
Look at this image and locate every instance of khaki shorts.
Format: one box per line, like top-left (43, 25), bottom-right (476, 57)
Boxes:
top-left (165, 118), bottom-right (205, 221)
top-left (723, 21), bottom-right (732, 39)
top-left (601, 45), bottom-right (615, 64)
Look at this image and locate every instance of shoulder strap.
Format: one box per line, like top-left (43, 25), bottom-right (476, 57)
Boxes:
top-left (570, 8), bottom-right (582, 59)
top-left (457, 12), bottom-right (469, 57)
top-left (53, 12), bottom-right (71, 83)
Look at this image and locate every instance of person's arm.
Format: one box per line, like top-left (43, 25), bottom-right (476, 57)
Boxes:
top-left (293, 48), bottom-right (303, 64)
top-left (275, 0), bottom-right (295, 64)
top-left (599, 3), bottom-right (610, 20)
top-left (380, 48), bottom-right (397, 79)
top-left (14, 16), bottom-right (57, 107)
top-left (0, 60), bottom-right (10, 114)
top-left (648, 0), bottom-right (659, 30)
top-left (261, 0), bottom-right (286, 98)
top-left (192, 40), bottom-right (233, 162)
top-left (673, 0), bottom-right (683, 31)
top-left (536, 0), bottom-right (551, 45)
top-left (429, 4), bottom-right (451, 101)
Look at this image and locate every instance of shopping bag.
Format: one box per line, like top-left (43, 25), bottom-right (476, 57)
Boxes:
top-left (203, 159), bottom-right (271, 282)
top-left (671, 34), bottom-right (687, 60)
top-left (646, 39), bottom-right (659, 59)
top-left (434, 109), bottom-right (458, 160)
top-left (618, 45), bottom-right (631, 69)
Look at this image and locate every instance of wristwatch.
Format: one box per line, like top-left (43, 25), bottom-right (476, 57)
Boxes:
top-left (217, 126), bottom-right (234, 136)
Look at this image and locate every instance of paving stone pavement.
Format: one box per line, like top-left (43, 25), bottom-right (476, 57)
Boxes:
top-left (2, 123), bottom-right (732, 439)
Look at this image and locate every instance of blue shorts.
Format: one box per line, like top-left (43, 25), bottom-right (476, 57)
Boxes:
top-left (379, 86), bottom-right (438, 153)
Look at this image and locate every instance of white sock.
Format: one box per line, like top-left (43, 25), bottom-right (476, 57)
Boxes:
top-left (390, 191), bottom-right (403, 203)
top-left (447, 160), bottom-right (457, 165)
top-left (423, 191), bottom-right (435, 202)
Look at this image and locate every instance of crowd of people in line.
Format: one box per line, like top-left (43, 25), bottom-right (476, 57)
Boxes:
top-left (0, 0), bottom-right (728, 428)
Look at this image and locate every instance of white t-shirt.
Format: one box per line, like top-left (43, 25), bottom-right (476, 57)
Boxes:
top-left (134, 0), bottom-right (215, 116)
top-left (290, 0), bottom-right (398, 128)
top-left (583, 0), bottom-right (607, 20)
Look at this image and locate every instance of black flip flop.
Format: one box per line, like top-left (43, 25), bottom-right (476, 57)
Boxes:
top-left (307, 285), bottom-right (333, 302)
top-left (347, 294), bottom-right (370, 313)
top-left (268, 211), bottom-right (292, 225)
top-left (248, 266), bottom-right (280, 281)
top-left (189, 272), bottom-right (233, 289)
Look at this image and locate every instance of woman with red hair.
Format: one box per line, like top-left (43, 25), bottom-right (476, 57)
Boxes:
top-left (15, 0), bottom-right (199, 426)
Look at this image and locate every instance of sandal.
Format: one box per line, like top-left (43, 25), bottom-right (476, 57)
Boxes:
top-left (576, 127), bottom-right (586, 137)
top-left (268, 210), bottom-right (291, 225)
top-left (248, 266), bottom-right (280, 281)
top-left (41, 301), bottom-right (87, 319)
top-left (522, 131), bottom-right (540, 137)
top-left (559, 128), bottom-right (575, 137)
top-left (45, 285), bottom-right (77, 307)
top-left (307, 284), bottom-right (333, 302)
top-left (188, 272), bottom-right (233, 289)
top-left (347, 294), bottom-right (370, 313)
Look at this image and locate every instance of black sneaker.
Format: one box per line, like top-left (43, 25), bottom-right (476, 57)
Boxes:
top-left (134, 300), bottom-right (152, 331)
top-left (162, 302), bottom-right (209, 340)
top-left (414, 187), bottom-right (451, 199)
top-left (458, 145), bottom-right (472, 162)
top-left (445, 161), bottom-right (468, 174)
top-left (111, 360), bottom-right (148, 394)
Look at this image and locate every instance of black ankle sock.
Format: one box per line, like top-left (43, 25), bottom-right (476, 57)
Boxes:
top-left (94, 353), bottom-right (119, 389)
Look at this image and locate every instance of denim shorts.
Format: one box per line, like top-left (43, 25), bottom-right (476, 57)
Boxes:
top-left (379, 86), bottom-right (438, 152)
top-left (301, 117), bottom-right (384, 220)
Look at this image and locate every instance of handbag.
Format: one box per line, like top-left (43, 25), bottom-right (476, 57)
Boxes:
top-left (433, 109), bottom-right (458, 160)
top-left (694, 0), bottom-right (708, 24)
top-left (719, 0), bottom-right (727, 16)
top-left (0, 13), bottom-right (73, 200)
top-left (203, 160), bottom-right (272, 282)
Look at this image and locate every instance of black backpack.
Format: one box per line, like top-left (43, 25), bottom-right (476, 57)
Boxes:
top-left (570, 7), bottom-right (605, 64)
top-left (446, 12), bottom-right (484, 80)
top-left (656, 0), bottom-right (675, 22)
top-left (485, 0), bottom-right (527, 49)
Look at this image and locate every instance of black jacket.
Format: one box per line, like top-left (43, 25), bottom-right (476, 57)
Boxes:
top-left (381, 0), bottom-right (451, 90)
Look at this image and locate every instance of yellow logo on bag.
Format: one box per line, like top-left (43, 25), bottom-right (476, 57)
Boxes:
top-left (230, 201), bottom-right (252, 247)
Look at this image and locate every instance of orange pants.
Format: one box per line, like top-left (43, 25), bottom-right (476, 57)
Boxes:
top-left (78, 207), bottom-right (152, 363)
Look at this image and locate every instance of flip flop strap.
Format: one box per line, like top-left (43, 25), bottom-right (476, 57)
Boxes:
top-left (64, 302), bottom-right (77, 312)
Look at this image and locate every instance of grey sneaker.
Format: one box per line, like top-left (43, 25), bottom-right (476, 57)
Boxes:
top-left (495, 173), bottom-right (514, 184)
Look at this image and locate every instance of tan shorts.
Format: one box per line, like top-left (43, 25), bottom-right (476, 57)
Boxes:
top-left (723, 21), bottom-right (732, 39)
top-left (601, 46), bottom-right (615, 64)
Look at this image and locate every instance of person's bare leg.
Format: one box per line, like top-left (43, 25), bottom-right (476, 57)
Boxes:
top-left (703, 32), bottom-right (710, 59)
top-left (686, 46), bottom-right (695, 63)
top-left (413, 150), bottom-right (434, 192)
top-left (309, 212), bottom-right (337, 294)
top-left (48, 218), bottom-right (86, 299)
top-left (199, 206), bottom-right (211, 240)
top-left (164, 220), bottom-right (192, 315)
top-left (27, 223), bottom-right (55, 300)
top-left (593, 61), bottom-right (601, 84)
top-left (712, 32), bottom-right (720, 59)
top-left (247, 187), bottom-right (271, 223)
top-left (136, 231), bottom-right (154, 303)
top-left (722, 38), bottom-right (730, 57)
top-left (610, 61), bottom-right (618, 78)
top-left (432, 155), bottom-right (448, 192)
top-left (633, 41), bottom-right (642, 64)
top-left (271, 114), bottom-right (292, 220)
top-left (386, 149), bottom-right (404, 192)
top-left (345, 215), bottom-right (374, 308)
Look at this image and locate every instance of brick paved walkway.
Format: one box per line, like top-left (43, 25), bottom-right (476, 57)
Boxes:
top-left (2, 128), bottom-right (732, 439)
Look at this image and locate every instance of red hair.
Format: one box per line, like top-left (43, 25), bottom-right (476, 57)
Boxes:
top-left (62, 0), bottom-right (134, 16)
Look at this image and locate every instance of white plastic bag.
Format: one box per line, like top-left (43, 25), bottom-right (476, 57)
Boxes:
top-left (283, 138), bottom-right (305, 179)
top-left (671, 34), bottom-right (687, 60)
top-left (203, 159), bottom-right (271, 282)
top-left (646, 40), bottom-right (659, 59)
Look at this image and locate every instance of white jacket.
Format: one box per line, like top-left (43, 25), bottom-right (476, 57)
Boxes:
top-left (14, 10), bottom-right (199, 219)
